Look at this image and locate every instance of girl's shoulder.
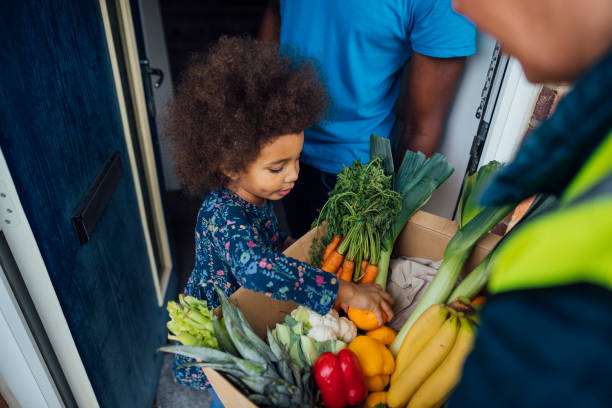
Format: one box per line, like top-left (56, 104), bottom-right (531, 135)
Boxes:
top-left (199, 189), bottom-right (237, 216)
top-left (198, 189), bottom-right (258, 223)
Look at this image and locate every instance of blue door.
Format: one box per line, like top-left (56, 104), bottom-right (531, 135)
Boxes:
top-left (0, 1), bottom-right (177, 406)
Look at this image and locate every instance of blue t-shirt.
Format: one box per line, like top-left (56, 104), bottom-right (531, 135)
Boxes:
top-left (280, 0), bottom-right (476, 174)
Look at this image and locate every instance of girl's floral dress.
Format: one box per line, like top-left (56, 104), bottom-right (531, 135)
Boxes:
top-left (174, 189), bottom-right (338, 390)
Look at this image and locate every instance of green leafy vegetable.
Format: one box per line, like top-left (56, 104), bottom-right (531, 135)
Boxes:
top-left (160, 287), bottom-right (318, 407)
top-left (166, 294), bottom-right (218, 348)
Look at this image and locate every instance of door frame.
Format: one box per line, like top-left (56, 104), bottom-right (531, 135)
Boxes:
top-left (0, 0), bottom-right (175, 405)
top-left (0, 150), bottom-right (98, 407)
top-left (479, 57), bottom-right (542, 165)
top-left (0, 247), bottom-right (64, 408)
top-left (103, 0), bottom-right (173, 306)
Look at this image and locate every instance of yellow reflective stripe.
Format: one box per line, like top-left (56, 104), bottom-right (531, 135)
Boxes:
top-left (562, 130), bottom-right (612, 204)
top-left (489, 198), bottom-right (612, 294)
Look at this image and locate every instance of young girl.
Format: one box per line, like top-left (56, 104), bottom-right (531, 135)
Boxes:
top-left (166, 36), bottom-right (394, 399)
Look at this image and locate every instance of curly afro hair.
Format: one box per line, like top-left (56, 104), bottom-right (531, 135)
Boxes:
top-left (165, 36), bottom-right (329, 195)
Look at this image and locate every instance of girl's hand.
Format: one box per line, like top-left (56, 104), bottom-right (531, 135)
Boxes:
top-left (336, 280), bottom-right (394, 326)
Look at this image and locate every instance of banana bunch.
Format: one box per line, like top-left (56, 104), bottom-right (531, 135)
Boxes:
top-left (387, 298), bottom-right (477, 408)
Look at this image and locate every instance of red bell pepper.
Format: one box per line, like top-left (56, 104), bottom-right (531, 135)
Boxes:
top-left (338, 349), bottom-right (368, 405)
top-left (313, 350), bottom-right (368, 408)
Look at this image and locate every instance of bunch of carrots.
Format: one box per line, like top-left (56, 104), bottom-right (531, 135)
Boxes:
top-left (310, 158), bottom-right (401, 285)
top-left (320, 230), bottom-right (378, 283)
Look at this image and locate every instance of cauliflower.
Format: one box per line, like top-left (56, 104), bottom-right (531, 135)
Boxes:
top-left (338, 317), bottom-right (357, 343)
top-left (307, 324), bottom-right (337, 342)
top-left (291, 306), bottom-right (357, 343)
top-left (320, 313), bottom-right (341, 336)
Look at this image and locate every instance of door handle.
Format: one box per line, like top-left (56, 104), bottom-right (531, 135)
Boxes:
top-left (142, 59), bottom-right (164, 88)
top-left (140, 59), bottom-right (164, 117)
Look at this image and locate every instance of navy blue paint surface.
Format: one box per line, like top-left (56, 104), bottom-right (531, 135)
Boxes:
top-left (0, 1), bottom-right (177, 407)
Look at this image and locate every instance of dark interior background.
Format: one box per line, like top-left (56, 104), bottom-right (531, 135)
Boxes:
top-left (160, 0), bottom-right (269, 86)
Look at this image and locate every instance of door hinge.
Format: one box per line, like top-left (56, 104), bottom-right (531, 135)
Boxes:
top-left (0, 181), bottom-right (21, 228)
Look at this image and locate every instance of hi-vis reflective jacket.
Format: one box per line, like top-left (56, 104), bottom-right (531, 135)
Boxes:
top-left (449, 50), bottom-right (612, 408)
top-left (489, 130), bottom-right (612, 295)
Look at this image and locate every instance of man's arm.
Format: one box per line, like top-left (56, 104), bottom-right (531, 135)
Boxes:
top-left (257, 0), bottom-right (280, 42)
top-left (394, 53), bottom-right (466, 161)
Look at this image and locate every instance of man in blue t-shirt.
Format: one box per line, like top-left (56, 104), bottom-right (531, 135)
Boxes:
top-left (259, 0), bottom-right (476, 236)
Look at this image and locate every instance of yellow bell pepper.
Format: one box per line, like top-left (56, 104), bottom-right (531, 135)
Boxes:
top-left (364, 374), bottom-right (390, 392)
top-left (366, 326), bottom-right (397, 346)
top-left (364, 391), bottom-right (388, 408)
top-left (348, 335), bottom-right (395, 392)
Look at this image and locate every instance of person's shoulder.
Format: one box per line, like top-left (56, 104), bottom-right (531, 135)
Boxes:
top-left (199, 189), bottom-right (249, 222)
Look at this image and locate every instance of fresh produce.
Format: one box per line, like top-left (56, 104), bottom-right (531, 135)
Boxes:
top-left (313, 352), bottom-right (347, 408)
top-left (338, 350), bottom-right (369, 406)
top-left (387, 299), bottom-right (477, 408)
top-left (391, 304), bottom-right (450, 385)
top-left (369, 134), bottom-right (455, 290)
top-left (310, 157), bottom-right (402, 283)
top-left (348, 335), bottom-right (395, 392)
top-left (366, 326), bottom-right (397, 346)
top-left (291, 306), bottom-right (357, 343)
top-left (347, 308), bottom-right (388, 331)
top-left (364, 391), bottom-right (388, 408)
top-left (407, 317), bottom-right (475, 408)
top-left (166, 294), bottom-right (218, 348)
top-left (364, 375), bottom-right (391, 393)
top-left (388, 316), bottom-right (459, 407)
top-left (471, 295), bottom-right (487, 306)
top-left (313, 350), bottom-right (368, 408)
top-left (160, 287), bottom-right (319, 407)
top-left (390, 160), bottom-right (514, 356)
top-left (323, 234), bottom-right (342, 264)
top-left (447, 193), bottom-right (558, 301)
top-left (272, 310), bottom-right (348, 367)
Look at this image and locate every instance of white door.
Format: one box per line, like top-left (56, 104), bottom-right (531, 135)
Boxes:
top-left (423, 33), bottom-right (540, 219)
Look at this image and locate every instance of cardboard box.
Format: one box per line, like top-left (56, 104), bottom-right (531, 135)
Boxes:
top-left (203, 210), bottom-right (501, 407)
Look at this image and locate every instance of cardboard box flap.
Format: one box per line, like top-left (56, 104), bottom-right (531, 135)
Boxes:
top-left (282, 223), bottom-right (324, 264)
top-left (227, 288), bottom-right (297, 340)
top-left (396, 211), bottom-right (500, 274)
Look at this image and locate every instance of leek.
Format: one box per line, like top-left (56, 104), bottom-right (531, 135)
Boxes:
top-left (370, 135), bottom-right (454, 290)
top-left (448, 193), bottom-right (559, 301)
top-left (448, 251), bottom-right (494, 302)
top-left (390, 161), bottom-right (514, 355)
